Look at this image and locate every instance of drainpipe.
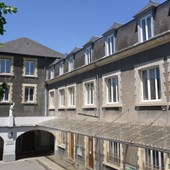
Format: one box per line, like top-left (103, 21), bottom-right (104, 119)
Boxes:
top-left (44, 57), bottom-right (47, 116)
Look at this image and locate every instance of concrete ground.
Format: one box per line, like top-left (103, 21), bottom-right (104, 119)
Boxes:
top-left (0, 156), bottom-right (65, 170)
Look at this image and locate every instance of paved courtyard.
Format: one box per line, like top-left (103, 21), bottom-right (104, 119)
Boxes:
top-left (0, 157), bottom-right (65, 170)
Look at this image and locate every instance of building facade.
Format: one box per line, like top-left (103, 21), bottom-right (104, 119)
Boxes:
top-left (0, 1), bottom-right (170, 170)
top-left (45, 1), bottom-right (170, 170)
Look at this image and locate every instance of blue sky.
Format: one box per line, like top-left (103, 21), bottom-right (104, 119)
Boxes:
top-left (1, 0), bottom-right (166, 54)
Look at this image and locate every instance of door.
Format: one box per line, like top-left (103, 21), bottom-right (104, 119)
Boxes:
top-left (88, 137), bottom-right (94, 169)
top-left (70, 133), bottom-right (74, 160)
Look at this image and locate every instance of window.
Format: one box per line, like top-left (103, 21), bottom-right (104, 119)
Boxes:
top-left (58, 88), bottom-right (65, 108)
top-left (107, 142), bottom-right (120, 165)
top-left (145, 149), bottom-right (164, 170)
top-left (134, 60), bottom-right (165, 105)
top-left (22, 84), bottom-right (37, 104)
top-left (68, 56), bottom-right (74, 72)
top-left (59, 62), bottom-right (64, 75)
top-left (49, 66), bottom-right (54, 79)
top-left (105, 34), bottom-right (115, 56)
top-left (84, 81), bottom-right (94, 105)
top-left (0, 57), bottom-right (13, 75)
top-left (49, 90), bottom-right (55, 109)
top-left (76, 135), bottom-right (84, 158)
top-left (67, 85), bottom-right (76, 107)
top-left (102, 71), bottom-right (121, 107)
top-left (141, 67), bottom-right (161, 101)
top-left (139, 14), bottom-right (153, 42)
top-left (0, 83), bottom-right (12, 103)
top-left (85, 46), bottom-right (92, 65)
top-left (106, 76), bottom-right (119, 103)
top-left (58, 131), bottom-right (67, 149)
top-left (23, 58), bottom-right (37, 77)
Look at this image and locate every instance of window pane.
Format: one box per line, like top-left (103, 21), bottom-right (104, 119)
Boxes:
top-left (30, 62), bottom-right (35, 75)
top-left (147, 16), bottom-right (152, 39)
top-left (0, 60), bottom-right (5, 73)
top-left (141, 19), bottom-right (146, 41)
top-left (112, 77), bottom-right (118, 102)
top-left (25, 62), bottom-right (30, 75)
top-left (142, 70), bottom-right (148, 100)
top-left (6, 60), bottom-right (11, 73)
top-left (108, 78), bottom-right (112, 102)
top-left (149, 68), bottom-right (156, 100)
top-left (25, 88), bottom-right (29, 102)
top-left (156, 67), bottom-right (161, 99)
top-left (30, 88), bottom-right (34, 101)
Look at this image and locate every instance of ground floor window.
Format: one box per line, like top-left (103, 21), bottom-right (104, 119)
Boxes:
top-left (145, 149), bottom-right (164, 170)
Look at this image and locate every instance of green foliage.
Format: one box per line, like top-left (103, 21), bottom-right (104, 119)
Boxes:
top-left (0, 2), bottom-right (17, 35)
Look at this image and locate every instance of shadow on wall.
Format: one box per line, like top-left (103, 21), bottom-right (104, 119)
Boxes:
top-left (16, 130), bottom-right (54, 160)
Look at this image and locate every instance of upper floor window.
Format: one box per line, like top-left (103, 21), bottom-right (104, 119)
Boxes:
top-left (141, 67), bottom-right (161, 101)
top-left (49, 66), bottom-right (54, 79)
top-left (85, 46), bottom-right (92, 65)
top-left (23, 58), bottom-right (37, 77)
top-left (48, 89), bottom-right (55, 109)
top-left (83, 80), bottom-right (96, 107)
top-left (0, 56), bottom-right (14, 75)
top-left (145, 149), bottom-right (164, 170)
top-left (0, 59), bottom-right (11, 74)
top-left (68, 56), bottom-right (74, 72)
top-left (105, 34), bottom-right (115, 57)
top-left (22, 84), bottom-right (37, 104)
top-left (58, 88), bottom-right (65, 108)
top-left (0, 83), bottom-right (12, 103)
top-left (59, 62), bottom-right (64, 75)
top-left (139, 14), bottom-right (153, 42)
top-left (67, 85), bottom-right (76, 107)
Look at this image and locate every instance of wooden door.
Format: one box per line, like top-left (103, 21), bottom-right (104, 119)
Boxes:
top-left (70, 133), bottom-right (74, 160)
top-left (88, 137), bottom-right (94, 169)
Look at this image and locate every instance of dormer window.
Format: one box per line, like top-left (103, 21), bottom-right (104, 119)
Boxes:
top-left (105, 34), bottom-right (115, 57)
top-left (59, 62), bottom-right (64, 75)
top-left (49, 66), bottom-right (54, 79)
top-left (68, 56), bottom-right (74, 72)
top-left (138, 14), bottom-right (153, 42)
top-left (85, 46), bottom-right (92, 65)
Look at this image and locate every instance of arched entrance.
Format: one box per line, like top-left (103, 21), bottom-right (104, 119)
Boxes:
top-left (16, 130), bottom-right (54, 160)
top-left (0, 136), bottom-right (4, 160)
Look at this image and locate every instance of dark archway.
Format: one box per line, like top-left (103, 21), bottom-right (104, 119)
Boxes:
top-left (0, 136), bottom-right (4, 160)
top-left (16, 130), bottom-right (54, 160)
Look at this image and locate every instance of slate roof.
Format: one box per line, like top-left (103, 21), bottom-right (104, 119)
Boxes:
top-left (83, 36), bottom-right (101, 47)
top-left (134, 1), bottom-right (160, 17)
top-left (66, 47), bottom-right (82, 57)
top-left (103, 22), bottom-right (123, 35)
top-left (0, 37), bottom-right (64, 59)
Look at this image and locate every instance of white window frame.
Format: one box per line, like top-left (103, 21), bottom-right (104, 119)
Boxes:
top-left (145, 149), bottom-right (165, 170)
top-left (138, 14), bottom-right (154, 42)
top-left (134, 60), bottom-right (166, 106)
top-left (102, 71), bottom-right (121, 107)
top-left (59, 61), bottom-right (64, 75)
top-left (49, 66), bottom-right (54, 79)
top-left (22, 84), bottom-right (37, 104)
top-left (48, 89), bottom-right (55, 110)
top-left (67, 84), bottom-right (76, 108)
top-left (83, 79), bottom-right (96, 108)
top-left (141, 67), bottom-right (161, 102)
top-left (105, 34), bottom-right (115, 57)
top-left (85, 46), bottom-right (92, 65)
top-left (0, 83), bottom-right (13, 103)
top-left (68, 56), bottom-right (74, 72)
top-left (58, 87), bottom-right (66, 108)
top-left (23, 58), bottom-right (38, 77)
top-left (0, 56), bottom-right (14, 76)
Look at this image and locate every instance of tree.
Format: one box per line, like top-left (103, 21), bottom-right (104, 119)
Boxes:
top-left (0, 2), bottom-right (17, 98)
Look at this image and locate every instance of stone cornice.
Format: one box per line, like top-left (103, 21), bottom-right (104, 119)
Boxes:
top-left (46, 30), bottom-right (170, 85)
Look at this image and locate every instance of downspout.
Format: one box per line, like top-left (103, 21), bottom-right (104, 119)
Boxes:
top-left (44, 57), bottom-right (47, 116)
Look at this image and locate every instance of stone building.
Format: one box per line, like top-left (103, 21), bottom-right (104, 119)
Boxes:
top-left (0, 1), bottom-right (170, 170)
